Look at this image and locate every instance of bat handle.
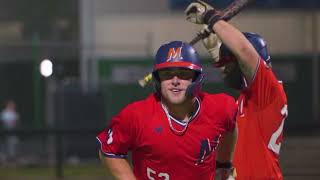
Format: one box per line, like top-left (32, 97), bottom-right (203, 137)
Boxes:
top-left (138, 73), bottom-right (152, 87)
top-left (189, 29), bottom-right (211, 45)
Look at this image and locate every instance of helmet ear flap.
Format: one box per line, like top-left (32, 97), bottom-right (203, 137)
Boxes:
top-left (186, 72), bottom-right (204, 98)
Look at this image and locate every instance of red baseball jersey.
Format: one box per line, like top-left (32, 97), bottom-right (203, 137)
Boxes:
top-left (233, 59), bottom-right (288, 180)
top-left (97, 92), bottom-right (237, 180)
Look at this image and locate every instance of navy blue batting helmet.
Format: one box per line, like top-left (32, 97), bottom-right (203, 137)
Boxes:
top-left (214, 32), bottom-right (270, 67)
top-left (152, 41), bottom-right (203, 97)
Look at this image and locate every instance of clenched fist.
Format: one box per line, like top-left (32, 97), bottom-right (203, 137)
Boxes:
top-left (185, 0), bottom-right (222, 30)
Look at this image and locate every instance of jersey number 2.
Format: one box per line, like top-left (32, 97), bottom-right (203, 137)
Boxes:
top-left (268, 104), bottom-right (288, 155)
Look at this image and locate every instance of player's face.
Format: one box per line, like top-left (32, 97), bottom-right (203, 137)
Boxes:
top-left (219, 61), bottom-right (244, 90)
top-left (158, 68), bottom-right (195, 105)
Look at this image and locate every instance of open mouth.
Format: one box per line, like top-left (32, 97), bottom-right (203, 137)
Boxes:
top-left (170, 88), bottom-right (184, 93)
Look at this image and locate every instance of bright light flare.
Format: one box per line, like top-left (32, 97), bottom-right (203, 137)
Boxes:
top-left (40, 59), bottom-right (53, 77)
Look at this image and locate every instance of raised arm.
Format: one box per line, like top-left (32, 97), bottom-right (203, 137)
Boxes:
top-left (213, 20), bottom-right (260, 82)
top-left (185, 0), bottom-right (260, 83)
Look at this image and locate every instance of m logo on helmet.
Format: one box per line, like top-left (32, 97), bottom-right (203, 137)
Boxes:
top-left (166, 47), bottom-right (183, 62)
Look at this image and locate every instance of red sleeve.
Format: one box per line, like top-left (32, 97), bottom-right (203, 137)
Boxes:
top-left (225, 96), bottom-right (237, 132)
top-left (96, 105), bottom-right (137, 158)
top-left (245, 59), bottom-right (282, 109)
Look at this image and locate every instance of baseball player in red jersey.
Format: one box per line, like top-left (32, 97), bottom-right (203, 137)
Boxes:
top-left (185, 1), bottom-right (288, 179)
top-left (97, 41), bottom-right (238, 180)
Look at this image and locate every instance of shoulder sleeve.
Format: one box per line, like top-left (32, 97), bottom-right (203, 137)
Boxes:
top-left (246, 59), bottom-right (283, 108)
top-left (96, 104), bottom-right (137, 158)
top-left (202, 93), bottom-right (237, 134)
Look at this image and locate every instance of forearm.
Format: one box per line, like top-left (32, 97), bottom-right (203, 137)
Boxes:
top-left (216, 126), bottom-right (237, 163)
top-left (99, 151), bottom-right (136, 180)
top-left (213, 20), bottom-right (260, 81)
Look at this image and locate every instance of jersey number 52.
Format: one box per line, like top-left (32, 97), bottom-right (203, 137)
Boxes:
top-left (147, 167), bottom-right (169, 180)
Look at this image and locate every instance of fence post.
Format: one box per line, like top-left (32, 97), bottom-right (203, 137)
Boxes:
top-left (55, 131), bottom-right (63, 179)
top-left (31, 33), bottom-right (44, 129)
top-left (311, 10), bottom-right (319, 127)
top-left (55, 82), bottom-right (65, 179)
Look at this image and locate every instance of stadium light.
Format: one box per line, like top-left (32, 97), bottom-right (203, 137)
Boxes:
top-left (40, 59), bottom-right (53, 77)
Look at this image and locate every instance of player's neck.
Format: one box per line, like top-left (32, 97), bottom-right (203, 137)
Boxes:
top-left (161, 97), bottom-right (197, 122)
